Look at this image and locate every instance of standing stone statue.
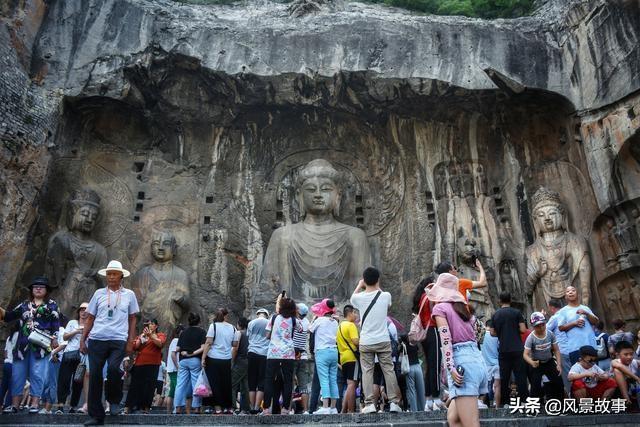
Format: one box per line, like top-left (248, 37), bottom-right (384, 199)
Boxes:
top-left (131, 230), bottom-right (190, 332)
top-left (456, 236), bottom-right (493, 318)
top-left (258, 159), bottom-right (371, 305)
top-left (45, 188), bottom-right (108, 317)
top-left (525, 187), bottom-right (592, 309)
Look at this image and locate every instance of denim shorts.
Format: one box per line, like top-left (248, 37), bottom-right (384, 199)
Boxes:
top-left (447, 342), bottom-right (488, 399)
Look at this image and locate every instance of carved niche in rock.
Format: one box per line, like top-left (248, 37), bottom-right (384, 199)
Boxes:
top-left (257, 159), bottom-right (371, 305)
top-left (499, 259), bottom-right (524, 303)
top-left (131, 229), bottom-right (190, 332)
top-left (525, 187), bottom-right (592, 310)
top-left (45, 188), bottom-right (108, 317)
top-left (433, 161), bottom-right (488, 200)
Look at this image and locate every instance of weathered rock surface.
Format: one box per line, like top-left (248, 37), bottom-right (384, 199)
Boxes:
top-left (1, 0), bottom-right (639, 327)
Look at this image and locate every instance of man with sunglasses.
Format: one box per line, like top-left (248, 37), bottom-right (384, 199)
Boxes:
top-left (568, 345), bottom-right (617, 399)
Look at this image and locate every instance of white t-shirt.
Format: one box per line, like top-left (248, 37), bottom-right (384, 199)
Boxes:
top-left (87, 287), bottom-right (140, 341)
top-left (166, 338), bottom-right (179, 373)
top-left (4, 332), bottom-right (18, 364)
top-left (206, 322), bottom-right (237, 359)
top-left (63, 320), bottom-right (82, 353)
top-left (350, 290), bottom-right (392, 346)
top-left (569, 362), bottom-right (605, 388)
top-left (309, 316), bottom-right (338, 350)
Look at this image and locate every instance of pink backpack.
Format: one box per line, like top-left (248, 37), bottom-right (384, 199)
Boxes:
top-left (408, 296), bottom-right (429, 344)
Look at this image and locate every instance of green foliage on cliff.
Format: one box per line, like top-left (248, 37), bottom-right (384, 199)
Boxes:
top-left (366, 0), bottom-right (534, 18)
top-left (171, 0), bottom-right (535, 18)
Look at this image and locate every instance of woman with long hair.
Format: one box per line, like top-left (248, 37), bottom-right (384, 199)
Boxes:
top-left (411, 275), bottom-right (444, 410)
top-left (202, 308), bottom-right (238, 414)
top-left (0, 277), bottom-right (61, 414)
top-left (174, 313), bottom-right (206, 414)
top-left (262, 294), bottom-right (303, 415)
top-left (123, 319), bottom-right (167, 414)
top-left (55, 302), bottom-right (89, 413)
top-left (427, 273), bottom-right (487, 427)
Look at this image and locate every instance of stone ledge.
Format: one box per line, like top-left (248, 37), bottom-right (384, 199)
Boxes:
top-left (0, 411), bottom-right (637, 426)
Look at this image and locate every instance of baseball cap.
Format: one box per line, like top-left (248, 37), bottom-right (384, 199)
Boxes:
top-left (297, 303), bottom-right (309, 316)
top-left (530, 311), bottom-right (546, 326)
top-left (256, 308), bottom-right (269, 316)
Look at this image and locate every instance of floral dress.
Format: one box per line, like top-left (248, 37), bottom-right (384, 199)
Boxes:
top-left (4, 299), bottom-right (60, 360)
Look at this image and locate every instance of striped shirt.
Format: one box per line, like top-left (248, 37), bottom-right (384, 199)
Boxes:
top-left (293, 317), bottom-right (309, 359)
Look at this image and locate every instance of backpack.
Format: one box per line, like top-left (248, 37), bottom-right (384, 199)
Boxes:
top-left (595, 332), bottom-right (608, 360)
top-left (387, 320), bottom-right (399, 359)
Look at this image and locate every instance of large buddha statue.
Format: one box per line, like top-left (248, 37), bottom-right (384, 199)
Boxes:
top-left (45, 188), bottom-right (108, 317)
top-left (258, 159), bottom-right (371, 304)
top-left (131, 230), bottom-right (190, 332)
top-left (525, 187), bottom-right (592, 309)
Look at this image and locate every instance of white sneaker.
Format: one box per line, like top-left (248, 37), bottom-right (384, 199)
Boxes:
top-left (314, 407), bottom-right (331, 415)
top-left (361, 404), bottom-right (377, 414)
top-left (424, 400), bottom-right (433, 412)
top-left (37, 408), bottom-right (51, 415)
top-left (432, 401), bottom-right (442, 411)
top-left (330, 408), bottom-right (338, 414)
top-left (477, 400), bottom-right (488, 409)
top-left (389, 402), bottom-right (402, 413)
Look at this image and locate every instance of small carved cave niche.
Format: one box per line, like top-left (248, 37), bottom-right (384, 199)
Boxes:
top-left (434, 160), bottom-right (488, 200)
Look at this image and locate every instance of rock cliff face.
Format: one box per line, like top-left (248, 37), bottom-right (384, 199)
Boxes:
top-left (1, 0), bottom-right (639, 326)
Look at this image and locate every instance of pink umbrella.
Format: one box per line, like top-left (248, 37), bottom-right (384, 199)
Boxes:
top-left (387, 316), bottom-right (406, 333)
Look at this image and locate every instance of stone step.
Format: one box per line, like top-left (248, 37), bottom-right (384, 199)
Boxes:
top-left (0, 410), bottom-right (637, 426)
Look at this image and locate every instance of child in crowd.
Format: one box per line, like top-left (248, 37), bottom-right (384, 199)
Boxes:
top-left (610, 340), bottom-right (640, 409)
top-left (568, 345), bottom-right (617, 400)
top-left (523, 312), bottom-right (564, 401)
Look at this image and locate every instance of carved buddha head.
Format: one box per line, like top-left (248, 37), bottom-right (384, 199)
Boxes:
top-left (531, 187), bottom-right (567, 235)
top-left (456, 235), bottom-right (479, 265)
top-left (296, 159), bottom-right (342, 218)
top-left (67, 188), bottom-right (101, 234)
top-left (151, 230), bottom-right (177, 263)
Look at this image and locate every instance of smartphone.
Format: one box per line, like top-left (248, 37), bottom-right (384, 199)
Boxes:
top-left (455, 365), bottom-right (465, 387)
top-left (281, 290), bottom-right (286, 298)
top-left (471, 254), bottom-right (478, 264)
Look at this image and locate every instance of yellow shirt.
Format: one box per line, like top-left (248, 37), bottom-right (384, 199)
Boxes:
top-left (336, 321), bottom-right (359, 365)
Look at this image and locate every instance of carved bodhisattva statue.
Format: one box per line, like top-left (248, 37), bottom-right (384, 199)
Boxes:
top-left (131, 230), bottom-right (190, 331)
top-left (259, 159), bottom-right (371, 304)
top-left (46, 188), bottom-right (108, 317)
top-left (526, 187), bottom-right (592, 309)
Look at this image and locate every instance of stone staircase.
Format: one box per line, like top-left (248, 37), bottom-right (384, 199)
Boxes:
top-left (0, 409), bottom-right (638, 426)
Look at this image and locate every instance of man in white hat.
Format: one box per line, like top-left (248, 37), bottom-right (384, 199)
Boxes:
top-left (80, 260), bottom-right (139, 426)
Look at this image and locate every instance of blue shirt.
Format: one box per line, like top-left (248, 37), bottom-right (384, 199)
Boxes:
top-left (481, 331), bottom-right (499, 367)
top-left (555, 304), bottom-right (596, 353)
top-left (247, 317), bottom-right (270, 356)
top-left (87, 287), bottom-right (139, 342)
top-left (546, 312), bottom-right (569, 354)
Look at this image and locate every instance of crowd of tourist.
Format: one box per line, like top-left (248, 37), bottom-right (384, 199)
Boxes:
top-left (0, 259), bottom-right (639, 427)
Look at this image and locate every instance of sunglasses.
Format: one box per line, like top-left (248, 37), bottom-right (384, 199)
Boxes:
top-left (78, 307), bottom-right (87, 311)
top-left (32, 285), bottom-right (47, 290)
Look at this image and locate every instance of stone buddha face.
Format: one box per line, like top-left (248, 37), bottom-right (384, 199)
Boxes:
top-left (69, 203), bottom-right (99, 233)
top-left (296, 159), bottom-right (341, 218)
top-left (151, 231), bottom-right (176, 263)
top-left (534, 204), bottom-right (564, 234)
top-left (300, 176), bottom-right (339, 216)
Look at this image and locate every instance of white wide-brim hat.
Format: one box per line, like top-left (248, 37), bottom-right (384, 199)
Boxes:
top-left (98, 260), bottom-right (131, 278)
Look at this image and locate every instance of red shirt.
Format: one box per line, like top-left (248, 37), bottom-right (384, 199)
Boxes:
top-left (418, 293), bottom-right (434, 329)
top-left (134, 332), bottom-right (167, 366)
